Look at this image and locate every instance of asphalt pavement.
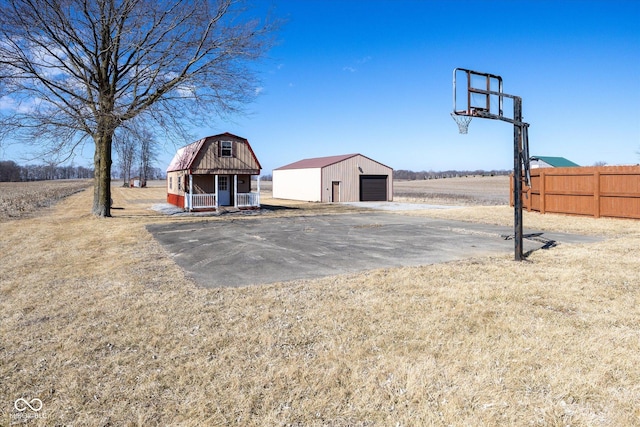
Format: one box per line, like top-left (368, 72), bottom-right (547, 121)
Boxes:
top-left (147, 212), bottom-right (601, 287)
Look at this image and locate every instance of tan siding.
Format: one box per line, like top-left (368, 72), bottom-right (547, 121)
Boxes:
top-left (192, 175), bottom-right (215, 193)
top-left (166, 171), bottom-right (186, 196)
top-left (238, 175), bottom-right (251, 193)
top-left (321, 155), bottom-right (393, 202)
top-left (191, 135), bottom-right (260, 174)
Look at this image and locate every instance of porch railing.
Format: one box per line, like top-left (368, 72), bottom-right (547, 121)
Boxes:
top-left (189, 193), bottom-right (217, 210)
top-left (237, 192), bottom-right (260, 208)
top-left (185, 192), bottom-right (260, 210)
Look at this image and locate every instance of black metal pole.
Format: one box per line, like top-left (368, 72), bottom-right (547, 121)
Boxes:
top-left (513, 98), bottom-right (523, 260)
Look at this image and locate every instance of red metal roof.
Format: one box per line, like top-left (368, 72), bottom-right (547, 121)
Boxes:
top-left (274, 154), bottom-right (360, 170)
top-left (166, 132), bottom-right (261, 172)
top-left (166, 138), bottom-right (205, 172)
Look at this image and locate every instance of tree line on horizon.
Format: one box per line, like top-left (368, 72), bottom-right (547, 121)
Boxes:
top-left (0, 160), bottom-right (94, 182)
top-left (393, 169), bottom-right (511, 180)
top-left (257, 169), bottom-right (511, 182)
top-left (0, 159), bottom-right (169, 183)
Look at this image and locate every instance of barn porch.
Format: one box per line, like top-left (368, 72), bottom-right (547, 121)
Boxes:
top-left (184, 173), bottom-right (260, 211)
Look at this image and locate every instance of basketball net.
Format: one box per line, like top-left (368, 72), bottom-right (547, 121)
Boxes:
top-left (451, 112), bottom-right (472, 134)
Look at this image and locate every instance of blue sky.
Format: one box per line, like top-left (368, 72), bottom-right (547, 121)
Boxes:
top-left (210, 0), bottom-right (640, 173)
top-left (2, 0), bottom-right (639, 174)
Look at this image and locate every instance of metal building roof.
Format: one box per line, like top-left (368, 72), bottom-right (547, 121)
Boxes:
top-left (530, 156), bottom-right (580, 167)
top-left (166, 138), bottom-right (206, 172)
top-left (274, 154), bottom-right (360, 170)
top-left (274, 153), bottom-right (393, 171)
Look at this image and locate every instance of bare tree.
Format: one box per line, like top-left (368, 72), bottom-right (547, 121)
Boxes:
top-left (0, 0), bottom-right (277, 216)
top-left (138, 129), bottom-right (157, 186)
top-left (114, 129), bottom-right (138, 187)
top-left (114, 125), bottom-right (156, 186)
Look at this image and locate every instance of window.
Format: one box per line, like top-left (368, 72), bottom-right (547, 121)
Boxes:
top-left (219, 176), bottom-right (228, 191)
top-left (169, 177), bottom-right (173, 189)
top-left (221, 141), bottom-right (233, 157)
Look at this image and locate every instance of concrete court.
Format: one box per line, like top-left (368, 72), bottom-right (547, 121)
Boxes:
top-left (146, 212), bottom-right (601, 288)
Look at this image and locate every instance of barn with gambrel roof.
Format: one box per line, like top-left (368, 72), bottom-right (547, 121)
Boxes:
top-left (166, 133), bottom-right (261, 211)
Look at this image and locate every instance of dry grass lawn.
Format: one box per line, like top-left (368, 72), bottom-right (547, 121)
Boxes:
top-left (1, 180), bottom-right (639, 426)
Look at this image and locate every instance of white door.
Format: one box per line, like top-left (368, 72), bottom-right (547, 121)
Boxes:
top-left (218, 175), bottom-right (231, 206)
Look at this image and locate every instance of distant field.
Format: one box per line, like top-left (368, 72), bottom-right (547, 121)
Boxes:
top-left (260, 175), bottom-right (510, 206)
top-left (393, 175), bottom-right (510, 205)
top-left (0, 176), bottom-right (509, 220)
top-left (0, 179), bottom-right (91, 220)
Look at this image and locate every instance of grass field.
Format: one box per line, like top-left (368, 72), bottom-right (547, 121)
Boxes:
top-left (0, 180), bottom-right (91, 221)
top-left (393, 175), bottom-right (510, 206)
top-left (1, 178), bottom-right (639, 426)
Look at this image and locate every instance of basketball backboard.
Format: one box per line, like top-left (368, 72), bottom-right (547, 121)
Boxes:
top-left (452, 68), bottom-right (504, 119)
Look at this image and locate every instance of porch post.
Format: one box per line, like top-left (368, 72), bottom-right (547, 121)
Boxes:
top-left (233, 174), bottom-right (238, 207)
top-left (188, 174), bottom-right (193, 212)
top-left (257, 175), bottom-right (261, 206)
top-left (214, 175), bottom-right (218, 209)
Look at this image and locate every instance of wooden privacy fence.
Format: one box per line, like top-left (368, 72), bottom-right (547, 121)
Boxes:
top-left (510, 165), bottom-right (640, 219)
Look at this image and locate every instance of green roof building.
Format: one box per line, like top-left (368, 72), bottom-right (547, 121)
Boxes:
top-left (530, 156), bottom-right (580, 168)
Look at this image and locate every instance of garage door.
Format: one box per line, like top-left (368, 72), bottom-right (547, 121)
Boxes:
top-left (360, 175), bottom-right (388, 201)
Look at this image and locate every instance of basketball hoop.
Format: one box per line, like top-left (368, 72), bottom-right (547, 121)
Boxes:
top-left (451, 112), bottom-right (472, 134)
top-left (452, 67), bottom-right (532, 261)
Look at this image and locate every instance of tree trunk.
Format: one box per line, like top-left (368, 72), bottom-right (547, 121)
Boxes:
top-left (92, 131), bottom-right (113, 217)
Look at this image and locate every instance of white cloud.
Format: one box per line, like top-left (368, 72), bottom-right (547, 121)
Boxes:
top-left (270, 63), bottom-right (285, 74)
top-left (0, 96), bottom-right (37, 114)
top-left (343, 56), bottom-right (372, 73)
top-left (0, 96), bottom-right (15, 110)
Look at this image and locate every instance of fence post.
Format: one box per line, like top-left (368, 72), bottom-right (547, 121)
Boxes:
top-left (594, 170), bottom-right (601, 218)
top-left (539, 169), bottom-right (546, 214)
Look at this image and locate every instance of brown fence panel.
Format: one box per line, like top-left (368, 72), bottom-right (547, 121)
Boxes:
top-left (510, 166), bottom-right (640, 219)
